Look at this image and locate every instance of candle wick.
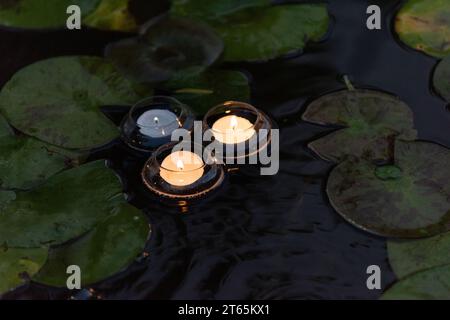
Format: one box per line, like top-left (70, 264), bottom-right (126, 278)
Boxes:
top-left (154, 117), bottom-right (159, 125)
top-left (176, 159), bottom-right (184, 171)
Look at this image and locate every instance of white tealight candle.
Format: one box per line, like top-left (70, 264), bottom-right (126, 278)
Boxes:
top-left (160, 151), bottom-right (205, 187)
top-left (212, 115), bottom-right (256, 144)
top-left (137, 109), bottom-right (180, 138)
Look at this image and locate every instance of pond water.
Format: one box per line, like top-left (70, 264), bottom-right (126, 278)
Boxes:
top-left (2, 0), bottom-right (449, 299)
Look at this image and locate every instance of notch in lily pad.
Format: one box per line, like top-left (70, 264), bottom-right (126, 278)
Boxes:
top-left (327, 141), bottom-right (450, 238)
top-left (302, 89), bottom-right (417, 162)
top-left (105, 17), bottom-right (224, 84)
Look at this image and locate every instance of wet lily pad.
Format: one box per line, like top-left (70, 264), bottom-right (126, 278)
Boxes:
top-left (171, 0), bottom-right (270, 20)
top-left (381, 264), bottom-right (450, 300)
top-left (433, 55), bottom-right (450, 103)
top-left (84, 0), bottom-right (137, 32)
top-left (34, 202), bottom-right (150, 287)
top-left (395, 0), bottom-right (450, 58)
top-left (0, 115), bottom-right (82, 190)
top-left (0, 247), bottom-right (47, 296)
top-left (327, 141), bottom-right (450, 238)
top-left (0, 56), bottom-right (143, 149)
top-left (105, 18), bottom-right (223, 84)
top-left (302, 90), bottom-right (417, 162)
top-left (211, 4), bottom-right (329, 62)
top-left (388, 232), bottom-right (450, 279)
top-left (165, 68), bottom-right (250, 115)
top-left (0, 160), bottom-right (125, 248)
top-left (0, 0), bottom-right (99, 29)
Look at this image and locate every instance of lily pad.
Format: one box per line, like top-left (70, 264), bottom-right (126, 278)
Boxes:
top-left (0, 0), bottom-right (99, 29)
top-left (84, 0), bottom-right (137, 32)
top-left (105, 18), bottom-right (223, 84)
top-left (165, 68), bottom-right (250, 115)
top-left (395, 0), bottom-right (450, 58)
top-left (0, 247), bottom-right (47, 296)
top-left (327, 141), bottom-right (450, 238)
top-left (171, 0), bottom-right (270, 20)
top-left (34, 202), bottom-right (150, 287)
top-left (302, 90), bottom-right (417, 162)
top-left (0, 160), bottom-right (125, 248)
top-left (211, 4), bottom-right (329, 62)
top-left (433, 55), bottom-right (450, 103)
top-left (0, 56), bottom-right (143, 149)
top-left (381, 265), bottom-right (450, 300)
top-left (388, 232), bottom-right (450, 279)
top-left (0, 115), bottom-right (82, 190)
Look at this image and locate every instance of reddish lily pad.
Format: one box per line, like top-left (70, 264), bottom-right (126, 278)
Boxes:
top-left (381, 265), bottom-right (450, 300)
top-left (0, 56), bottom-right (144, 149)
top-left (302, 90), bottom-right (417, 162)
top-left (388, 232), bottom-right (450, 279)
top-left (0, 160), bottom-right (125, 248)
top-left (327, 141), bottom-right (450, 238)
top-left (433, 56), bottom-right (450, 103)
top-left (395, 0), bottom-right (450, 58)
top-left (34, 202), bottom-right (150, 287)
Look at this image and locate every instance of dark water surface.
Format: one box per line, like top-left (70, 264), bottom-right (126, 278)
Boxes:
top-left (1, 0), bottom-right (449, 300)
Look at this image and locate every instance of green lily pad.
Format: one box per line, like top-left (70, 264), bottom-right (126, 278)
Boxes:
top-left (171, 0), bottom-right (270, 20)
top-left (0, 247), bottom-right (47, 296)
top-left (34, 202), bottom-right (150, 287)
top-left (433, 56), bottom-right (450, 103)
top-left (0, 56), bottom-right (143, 149)
top-left (388, 232), bottom-right (450, 279)
top-left (395, 0), bottom-right (450, 58)
top-left (327, 141), bottom-right (450, 238)
top-left (84, 0), bottom-right (137, 32)
top-left (0, 160), bottom-right (125, 248)
top-left (0, 115), bottom-right (82, 190)
top-left (165, 68), bottom-right (250, 115)
top-left (105, 18), bottom-right (223, 84)
top-left (302, 90), bottom-right (417, 162)
top-left (381, 264), bottom-right (450, 300)
top-left (211, 4), bottom-right (329, 62)
top-left (0, 0), bottom-right (99, 29)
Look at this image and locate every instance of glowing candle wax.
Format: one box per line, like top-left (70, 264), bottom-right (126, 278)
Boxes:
top-left (160, 151), bottom-right (205, 187)
top-left (211, 115), bottom-right (256, 144)
top-left (137, 109), bottom-right (180, 138)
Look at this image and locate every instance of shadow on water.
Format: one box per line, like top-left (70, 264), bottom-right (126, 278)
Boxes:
top-left (2, 0), bottom-right (449, 299)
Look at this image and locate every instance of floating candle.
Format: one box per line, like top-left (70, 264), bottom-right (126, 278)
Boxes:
top-left (211, 115), bottom-right (256, 144)
top-left (160, 151), bottom-right (205, 187)
top-left (137, 109), bottom-right (180, 138)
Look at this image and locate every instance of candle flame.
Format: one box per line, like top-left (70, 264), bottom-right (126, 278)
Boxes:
top-left (230, 116), bottom-right (238, 130)
top-left (176, 159), bottom-right (184, 171)
top-left (153, 116), bottom-right (159, 124)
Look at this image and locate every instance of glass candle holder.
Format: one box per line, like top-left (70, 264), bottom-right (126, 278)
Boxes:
top-left (121, 96), bottom-right (195, 152)
top-left (203, 101), bottom-right (273, 161)
top-left (142, 142), bottom-right (225, 200)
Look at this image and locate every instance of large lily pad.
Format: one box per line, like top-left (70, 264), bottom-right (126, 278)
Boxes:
top-left (395, 0), bottom-right (450, 58)
top-left (171, 0), bottom-right (270, 20)
top-left (0, 247), bottom-right (47, 296)
top-left (105, 18), bottom-right (223, 84)
top-left (0, 0), bottom-right (99, 29)
top-left (0, 160), bottom-right (125, 248)
top-left (388, 232), bottom-right (450, 279)
top-left (0, 115), bottom-right (82, 190)
top-left (381, 265), bottom-right (450, 300)
top-left (0, 56), bottom-right (143, 149)
top-left (433, 55), bottom-right (450, 103)
top-left (327, 141), bottom-right (450, 238)
top-left (84, 0), bottom-right (137, 32)
top-left (165, 68), bottom-right (250, 115)
top-left (211, 4), bottom-right (329, 62)
top-left (302, 90), bottom-right (417, 162)
top-left (34, 202), bottom-right (150, 287)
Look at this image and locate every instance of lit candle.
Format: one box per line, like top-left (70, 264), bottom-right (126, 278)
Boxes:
top-left (160, 151), bottom-right (204, 187)
top-left (137, 109), bottom-right (180, 138)
top-left (211, 115), bottom-right (256, 144)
